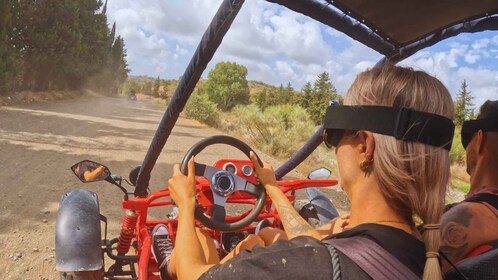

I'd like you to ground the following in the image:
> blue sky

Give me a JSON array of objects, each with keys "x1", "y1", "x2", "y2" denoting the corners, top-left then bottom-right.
[{"x1": 107, "y1": 0, "x2": 498, "y2": 110}]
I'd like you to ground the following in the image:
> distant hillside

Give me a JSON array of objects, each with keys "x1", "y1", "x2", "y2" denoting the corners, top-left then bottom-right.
[
  {"x1": 248, "y1": 80, "x2": 274, "y2": 95},
  {"x1": 127, "y1": 76, "x2": 275, "y2": 97}
]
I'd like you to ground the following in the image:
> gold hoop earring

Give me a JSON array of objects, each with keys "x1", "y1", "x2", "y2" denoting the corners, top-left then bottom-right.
[{"x1": 360, "y1": 158, "x2": 374, "y2": 172}]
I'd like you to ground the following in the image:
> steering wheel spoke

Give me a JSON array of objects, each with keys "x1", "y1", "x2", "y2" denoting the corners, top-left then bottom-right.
[
  {"x1": 233, "y1": 176, "x2": 263, "y2": 197},
  {"x1": 200, "y1": 164, "x2": 221, "y2": 179},
  {"x1": 212, "y1": 196, "x2": 227, "y2": 223},
  {"x1": 194, "y1": 162, "x2": 208, "y2": 176}
]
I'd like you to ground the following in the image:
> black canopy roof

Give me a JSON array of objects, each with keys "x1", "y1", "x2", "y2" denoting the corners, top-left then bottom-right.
[{"x1": 268, "y1": 0, "x2": 498, "y2": 62}]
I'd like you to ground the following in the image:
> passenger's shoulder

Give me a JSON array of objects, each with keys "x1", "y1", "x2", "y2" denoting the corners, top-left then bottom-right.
[
  {"x1": 447, "y1": 201, "x2": 494, "y2": 219},
  {"x1": 442, "y1": 202, "x2": 477, "y2": 227}
]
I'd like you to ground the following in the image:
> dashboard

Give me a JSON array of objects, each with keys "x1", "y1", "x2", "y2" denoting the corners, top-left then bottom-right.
[{"x1": 213, "y1": 159, "x2": 255, "y2": 182}]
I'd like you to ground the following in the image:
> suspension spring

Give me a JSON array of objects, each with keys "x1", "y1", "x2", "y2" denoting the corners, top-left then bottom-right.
[{"x1": 117, "y1": 210, "x2": 138, "y2": 255}]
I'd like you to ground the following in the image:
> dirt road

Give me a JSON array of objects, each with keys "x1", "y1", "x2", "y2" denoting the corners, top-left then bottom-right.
[
  {"x1": 0, "y1": 93, "x2": 348, "y2": 279},
  {"x1": 0, "y1": 94, "x2": 257, "y2": 279}
]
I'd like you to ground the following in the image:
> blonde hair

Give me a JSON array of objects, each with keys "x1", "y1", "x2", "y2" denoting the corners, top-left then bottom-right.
[{"x1": 344, "y1": 64, "x2": 454, "y2": 280}]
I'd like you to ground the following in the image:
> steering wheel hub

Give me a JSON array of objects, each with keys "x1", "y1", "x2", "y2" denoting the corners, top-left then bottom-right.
[{"x1": 211, "y1": 171, "x2": 235, "y2": 196}]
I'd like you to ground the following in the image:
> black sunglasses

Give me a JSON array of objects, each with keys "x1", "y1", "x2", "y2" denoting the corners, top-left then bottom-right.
[
  {"x1": 461, "y1": 131, "x2": 474, "y2": 149},
  {"x1": 323, "y1": 129, "x2": 344, "y2": 148},
  {"x1": 461, "y1": 118, "x2": 498, "y2": 148}
]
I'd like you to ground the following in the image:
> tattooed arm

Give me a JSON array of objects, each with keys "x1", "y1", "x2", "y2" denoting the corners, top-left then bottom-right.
[
  {"x1": 263, "y1": 184, "x2": 323, "y2": 240},
  {"x1": 250, "y1": 152, "x2": 322, "y2": 240},
  {"x1": 440, "y1": 201, "x2": 498, "y2": 273},
  {"x1": 440, "y1": 203, "x2": 472, "y2": 271}
]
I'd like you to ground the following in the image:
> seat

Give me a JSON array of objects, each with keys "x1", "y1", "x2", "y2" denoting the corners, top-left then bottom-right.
[{"x1": 444, "y1": 240, "x2": 498, "y2": 280}]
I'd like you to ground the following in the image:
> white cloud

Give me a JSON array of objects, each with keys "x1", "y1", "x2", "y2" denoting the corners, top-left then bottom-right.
[
  {"x1": 456, "y1": 67, "x2": 498, "y2": 108},
  {"x1": 465, "y1": 53, "x2": 480, "y2": 64},
  {"x1": 400, "y1": 40, "x2": 498, "y2": 109}
]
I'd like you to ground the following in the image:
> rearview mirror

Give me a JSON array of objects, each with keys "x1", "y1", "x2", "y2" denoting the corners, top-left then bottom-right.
[
  {"x1": 71, "y1": 160, "x2": 110, "y2": 183},
  {"x1": 307, "y1": 167, "x2": 331, "y2": 180}
]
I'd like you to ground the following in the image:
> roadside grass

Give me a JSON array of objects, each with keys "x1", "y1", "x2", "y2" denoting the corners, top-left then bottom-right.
[
  {"x1": 452, "y1": 179, "x2": 470, "y2": 193},
  {"x1": 220, "y1": 105, "x2": 339, "y2": 178}
]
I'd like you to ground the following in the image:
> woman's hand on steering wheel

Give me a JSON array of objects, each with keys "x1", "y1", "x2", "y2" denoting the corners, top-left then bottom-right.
[
  {"x1": 250, "y1": 151, "x2": 277, "y2": 188},
  {"x1": 168, "y1": 156, "x2": 196, "y2": 209}
]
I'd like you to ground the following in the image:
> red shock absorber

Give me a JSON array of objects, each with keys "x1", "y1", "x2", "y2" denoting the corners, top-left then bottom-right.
[{"x1": 117, "y1": 210, "x2": 138, "y2": 255}]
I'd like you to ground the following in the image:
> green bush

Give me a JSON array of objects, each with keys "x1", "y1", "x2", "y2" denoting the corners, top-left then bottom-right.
[
  {"x1": 450, "y1": 126, "x2": 466, "y2": 164},
  {"x1": 232, "y1": 104, "x2": 315, "y2": 157},
  {"x1": 185, "y1": 93, "x2": 220, "y2": 127}
]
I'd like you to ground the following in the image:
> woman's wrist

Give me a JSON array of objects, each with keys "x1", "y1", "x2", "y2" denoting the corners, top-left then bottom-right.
[
  {"x1": 263, "y1": 183, "x2": 279, "y2": 191},
  {"x1": 178, "y1": 200, "x2": 196, "y2": 212}
]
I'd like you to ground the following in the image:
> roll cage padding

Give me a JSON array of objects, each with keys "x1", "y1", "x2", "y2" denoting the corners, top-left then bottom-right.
[
  {"x1": 56, "y1": 189, "x2": 103, "y2": 272},
  {"x1": 378, "y1": 16, "x2": 498, "y2": 64},
  {"x1": 135, "y1": 0, "x2": 245, "y2": 197}
]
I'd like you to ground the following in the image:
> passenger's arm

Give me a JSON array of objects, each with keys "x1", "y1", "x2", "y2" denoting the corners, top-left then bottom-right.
[
  {"x1": 440, "y1": 202, "x2": 498, "y2": 272},
  {"x1": 168, "y1": 158, "x2": 214, "y2": 280},
  {"x1": 250, "y1": 152, "x2": 322, "y2": 240},
  {"x1": 440, "y1": 203, "x2": 472, "y2": 271},
  {"x1": 83, "y1": 165, "x2": 105, "y2": 181}
]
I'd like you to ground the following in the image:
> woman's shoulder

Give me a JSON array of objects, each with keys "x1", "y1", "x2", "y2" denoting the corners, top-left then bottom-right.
[{"x1": 325, "y1": 223, "x2": 425, "y2": 277}]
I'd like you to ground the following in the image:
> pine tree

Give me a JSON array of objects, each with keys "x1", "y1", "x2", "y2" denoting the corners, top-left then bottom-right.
[
  {"x1": 455, "y1": 80, "x2": 474, "y2": 126},
  {"x1": 307, "y1": 72, "x2": 340, "y2": 125},
  {"x1": 283, "y1": 82, "x2": 296, "y2": 104},
  {"x1": 299, "y1": 82, "x2": 313, "y2": 108},
  {"x1": 314, "y1": 72, "x2": 337, "y2": 95},
  {"x1": 468, "y1": 109, "x2": 476, "y2": 121},
  {"x1": 107, "y1": 36, "x2": 129, "y2": 94}
]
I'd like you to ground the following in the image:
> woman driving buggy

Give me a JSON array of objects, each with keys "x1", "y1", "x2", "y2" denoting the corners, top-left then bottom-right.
[{"x1": 156, "y1": 64, "x2": 455, "y2": 280}]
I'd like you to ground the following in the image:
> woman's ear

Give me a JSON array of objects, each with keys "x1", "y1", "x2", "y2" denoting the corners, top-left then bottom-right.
[{"x1": 359, "y1": 131, "x2": 375, "y2": 160}]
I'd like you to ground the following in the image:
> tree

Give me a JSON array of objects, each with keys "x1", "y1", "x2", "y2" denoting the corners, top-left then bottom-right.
[
  {"x1": 314, "y1": 72, "x2": 337, "y2": 95},
  {"x1": 203, "y1": 62, "x2": 250, "y2": 110},
  {"x1": 299, "y1": 82, "x2": 313, "y2": 108},
  {"x1": 1, "y1": 0, "x2": 128, "y2": 94},
  {"x1": 152, "y1": 76, "x2": 161, "y2": 97},
  {"x1": 307, "y1": 72, "x2": 340, "y2": 125},
  {"x1": 468, "y1": 109, "x2": 476, "y2": 121},
  {"x1": 108, "y1": 36, "x2": 129, "y2": 93},
  {"x1": 0, "y1": 0, "x2": 20, "y2": 94},
  {"x1": 254, "y1": 88, "x2": 268, "y2": 111},
  {"x1": 455, "y1": 80, "x2": 474, "y2": 126},
  {"x1": 18, "y1": 0, "x2": 81, "y2": 90}
]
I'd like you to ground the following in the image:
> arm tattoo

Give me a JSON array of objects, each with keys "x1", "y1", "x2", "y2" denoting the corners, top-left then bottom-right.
[
  {"x1": 440, "y1": 204, "x2": 472, "y2": 261},
  {"x1": 279, "y1": 205, "x2": 314, "y2": 236}
]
